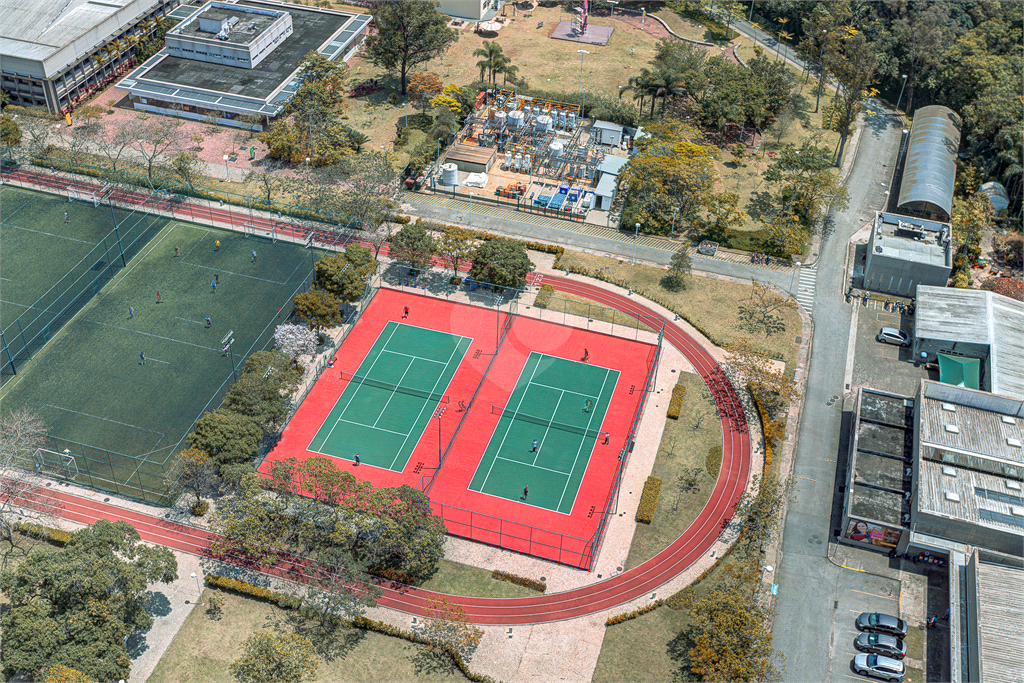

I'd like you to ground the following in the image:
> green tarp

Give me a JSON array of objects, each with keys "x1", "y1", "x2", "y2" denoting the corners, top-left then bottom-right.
[{"x1": 938, "y1": 353, "x2": 981, "y2": 390}]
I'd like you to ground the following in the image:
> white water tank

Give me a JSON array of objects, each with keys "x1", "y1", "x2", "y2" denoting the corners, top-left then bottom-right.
[
  {"x1": 568, "y1": 111, "x2": 577, "y2": 128},
  {"x1": 536, "y1": 114, "x2": 552, "y2": 132},
  {"x1": 558, "y1": 110, "x2": 567, "y2": 127},
  {"x1": 440, "y1": 163, "x2": 458, "y2": 186},
  {"x1": 494, "y1": 110, "x2": 507, "y2": 127},
  {"x1": 549, "y1": 141, "x2": 564, "y2": 159},
  {"x1": 504, "y1": 151, "x2": 512, "y2": 167},
  {"x1": 508, "y1": 110, "x2": 525, "y2": 128},
  {"x1": 533, "y1": 105, "x2": 540, "y2": 117},
  {"x1": 513, "y1": 153, "x2": 522, "y2": 170},
  {"x1": 523, "y1": 154, "x2": 531, "y2": 171}
]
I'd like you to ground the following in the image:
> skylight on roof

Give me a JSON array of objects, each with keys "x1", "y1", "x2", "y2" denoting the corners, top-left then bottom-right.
[
  {"x1": 944, "y1": 424, "x2": 960, "y2": 434},
  {"x1": 944, "y1": 491, "x2": 960, "y2": 502}
]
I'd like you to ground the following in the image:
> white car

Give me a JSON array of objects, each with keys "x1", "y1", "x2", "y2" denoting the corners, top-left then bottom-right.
[
  {"x1": 853, "y1": 653, "x2": 906, "y2": 681},
  {"x1": 876, "y1": 327, "x2": 911, "y2": 347}
]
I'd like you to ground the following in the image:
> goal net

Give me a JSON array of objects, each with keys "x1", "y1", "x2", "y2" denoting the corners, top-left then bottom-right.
[{"x1": 32, "y1": 447, "x2": 79, "y2": 480}]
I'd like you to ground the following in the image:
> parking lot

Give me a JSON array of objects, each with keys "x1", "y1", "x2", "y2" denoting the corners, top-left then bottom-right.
[{"x1": 851, "y1": 298, "x2": 933, "y2": 396}]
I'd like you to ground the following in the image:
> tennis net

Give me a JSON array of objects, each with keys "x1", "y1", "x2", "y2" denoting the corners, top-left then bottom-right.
[
  {"x1": 340, "y1": 372, "x2": 449, "y2": 404},
  {"x1": 491, "y1": 405, "x2": 603, "y2": 440}
]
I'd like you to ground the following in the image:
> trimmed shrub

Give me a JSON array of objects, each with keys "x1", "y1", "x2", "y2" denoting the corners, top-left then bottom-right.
[
  {"x1": 636, "y1": 476, "x2": 662, "y2": 524},
  {"x1": 13, "y1": 521, "x2": 73, "y2": 546},
  {"x1": 750, "y1": 385, "x2": 783, "y2": 476},
  {"x1": 706, "y1": 445, "x2": 722, "y2": 478},
  {"x1": 534, "y1": 284, "x2": 555, "y2": 309},
  {"x1": 204, "y1": 574, "x2": 301, "y2": 609},
  {"x1": 491, "y1": 569, "x2": 546, "y2": 592},
  {"x1": 368, "y1": 567, "x2": 416, "y2": 585},
  {"x1": 950, "y1": 271, "x2": 970, "y2": 288},
  {"x1": 191, "y1": 499, "x2": 210, "y2": 516},
  {"x1": 606, "y1": 599, "x2": 664, "y2": 625},
  {"x1": 667, "y1": 383, "x2": 687, "y2": 419}
]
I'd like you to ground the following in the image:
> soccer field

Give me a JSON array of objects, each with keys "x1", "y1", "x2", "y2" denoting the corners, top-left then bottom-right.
[{"x1": 0, "y1": 217, "x2": 324, "y2": 501}]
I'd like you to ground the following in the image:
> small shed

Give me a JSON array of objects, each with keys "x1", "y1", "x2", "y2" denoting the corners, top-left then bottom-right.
[
  {"x1": 979, "y1": 182, "x2": 1010, "y2": 216},
  {"x1": 447, "y1": 143, "x2": 496, "y2": 174},
  {"x1": 594, "y1": 173, "x2": 617, "y2": 210},
  {"x1": 591, "y1": 120, "x2": 624, "y2": 147}
]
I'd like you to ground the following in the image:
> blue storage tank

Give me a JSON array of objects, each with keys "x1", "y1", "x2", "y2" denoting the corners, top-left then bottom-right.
[{"x1": 558, "y1": 184, "x2": 570, "y2": 194}]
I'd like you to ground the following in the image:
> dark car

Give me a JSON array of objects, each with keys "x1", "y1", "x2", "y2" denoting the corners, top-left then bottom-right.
[
  {"x1": 854, "y1": 633, "x2": 907, "y2": 659},
  {"x1": 856, "y1": 612, "x2": 909, "y2": 638},
  {"x1": 853, "y1": 653, "x2": 906, "y2": 681}
]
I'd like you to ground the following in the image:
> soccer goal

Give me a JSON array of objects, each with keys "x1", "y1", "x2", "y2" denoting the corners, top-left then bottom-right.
[
  {"x1": 66, "y1": 185, "x2": 84, "y2": 202},
  {"x1": 32, "y1": 447, "x2": 79, "y2": 480}
]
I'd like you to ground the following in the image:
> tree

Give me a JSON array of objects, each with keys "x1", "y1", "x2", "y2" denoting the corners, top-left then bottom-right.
[
  {"x1": 223, "y1": 373, "x2": 290, "y2": 434},
  {"x1": 306, "y1": 548, "x2": 381, "y2": 628},
  {"x1": 315, "y1": 245, "x2": 377, "y2": 302},
  {"x1": 876, "y1": 2, "x2": 953, "y2": 116},
  {"x1": 41, "y1": 665, "x2": 95, "y2": 683},
  {"x1": 97, "y1": 125, "x2": 137, "y2": 174},
  {"x1": 421, "y1": 596, "x2": 483, "y2": 661},
  {"x1": 473, "y1": 41, "x2": 509, "y2": 85},
  {"x1": 0, "y1": 115, "x2": 21, "y2": 148},
  {"x1": 824, "y1": 32, "x2": 877, "y2": 166},
  {"x1": 293, "y1": 289, "x2": 343, "y2": 333},
  {"x1": 244, "y1": 158, "x2": 285, "y2": 203},
  {"x1": 241, "y1": 350, "x2": 304, "y2": 395},
  {"x1": 951, "y1": 192, "x2": 993, "y2": 255},
  {"x1": 365, "y1": 0, "x2": 459, "y2": 96},
  {"x1": 435, "y1": 223, "x2": 476, "y2": 274},
  {"x1": 130, "y1": 116, "x2": 188, "y2": 186},
  {"x1": 274, "y1": 323, "x2": 319, "y2": 360},
  {"x1": 691, "y1": 191, "x2": 747, "y2": 241},
  {"x1": 210, "y1": 472, "x2": 286, "y2": 563},
  {"x1": 738, "y1": 281, "x2": 798, "y2": 337},
  {"x1": 336, "y1": 151, "x2": 400, "y2": 232},
  {"x1": 734, "y1": 472, "x2": 787, "y2": 552},
  {"x1": 724, "y1": 336, "x2": 798, "y2": 413},
  {"x1": 186, "y1": 408, "x2": 263, "y2": 467},
  {"x1": 166, "y1": 447, "x2": 216, "y2": 506},
  {"x1": 662, "y1": 248, "x2": 692, "y2": 291},
  {"x1": 0, "y1": 409, "x2": 57, "y2": 573},
  {"x1": 389, "y1": 223, "x2": 437, "y2": 271},
  {"x1": 408, "y1": 72, "x2": 444, "y2": 112},
  {"x1": 0, "y1": 520, "x2": 177, "y2": 683},
  {"x1": 230, "y1": 632, "x2": 320, "y2": 683},
  {"x1": 469, "y1": 239, "x2": 531, "y2": 288},
  {"x1": 170, "y1": 150, "x2": 205, "y2": 195},
  {"x1": 688, "y1": 587, "x2": 783, "y2": 682}
]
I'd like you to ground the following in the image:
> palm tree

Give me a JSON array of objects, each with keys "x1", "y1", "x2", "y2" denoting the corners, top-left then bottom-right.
[
  {"x1": 653, "y1": 68, "x2": 687, "y2": 118},
  {"x1": 622, "y1": 69, "x2": 656, "y2": 119},
  {"x1": 500, "y1": 63, "x2": 519, "y2": 86},
  {"x1": 473, "y1": 41, "x2": 508, "y2": 85}
]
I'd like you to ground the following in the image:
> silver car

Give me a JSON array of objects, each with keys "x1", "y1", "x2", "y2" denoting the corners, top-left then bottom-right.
[
  {"x1": 876, "y1": 327, "x2": 911, "y2": 347},
  {"x1": 853, "y1": 653, "x2": 905, "y2": 681},
  {"x1": 856, "y1": 612, "x2": 909, "y2": 638},
  {"x1": 854, "y1": 632, "x2": 907, "y2": 659}
]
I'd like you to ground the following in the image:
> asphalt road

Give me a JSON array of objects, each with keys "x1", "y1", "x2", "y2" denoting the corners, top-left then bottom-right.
[{"x1": 769, "y1": 104, "x2": 904, "y2": 682}]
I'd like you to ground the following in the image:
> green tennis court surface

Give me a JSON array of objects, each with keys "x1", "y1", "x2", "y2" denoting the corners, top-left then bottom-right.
[
  {"x1": 309, "y1": 322, "x2": 472, "y2": 470},
  {"x1": 469, "y1": 352, "x2": 619, "y2": 513}
]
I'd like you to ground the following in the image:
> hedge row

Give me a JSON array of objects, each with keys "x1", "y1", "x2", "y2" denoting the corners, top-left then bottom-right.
[
  {"x1": 534, "y1": 284, "x2": 555, "y2": 309},
  {"x1": 369, "y1": 566, "x2": 416, "y2": 585},
  {"x1": 13, "y1": 521, "x2": 73, "y2": 546},
  {"x1": 636, "y1": 476, "x2": 662, "y2": 524},
  {"x1": 706, "y1": 445, "x2": 722, "y2": 478},
  {"x1": 203, "y1": 574, "x2": 501, "y2": 683},
  {"x1": 191, "y1": 500, "x2": 210, "y2": 516},
  {"x1": 414, "y1": 217, "x2": 566, "y2": 259},
  {"x1": 667, "y1": 383, "x2": 687, "y2": 419},
  {"x1": 605, "y1": 599, "x2": 664, "y2": 626},
  {"x1": 750, "y1": 387, "x2": 779, "y2": 477},
  {"x1": 664, "y1": 528, "x2": 745, "y2": 610},
  {"x1": 491, "y1": 569, "x2": 546, "y2": 592},
  {"x1": 550, "y1": 256, "x2": 787, "y2": 361}
]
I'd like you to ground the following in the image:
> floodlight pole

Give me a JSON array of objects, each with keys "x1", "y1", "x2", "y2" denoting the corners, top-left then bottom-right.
[
  {"x1": 578, "y1": 50, "x2": 590, "y2": 117},
  {"x1": 106, "y1": 193, "x2": 127, "y2": 267},
  {"x1": 895, "y1": 74, "x2": 908, "y2": 114},
  {"x1": 191, "y1": 572, "x2": 203, "y2": 604},
  {"x1": 633, "y1": 222, "x2": 640, "y2": 264},
  {"x1": 433, "y1": 405, "x2": 446, "y2": 465}
]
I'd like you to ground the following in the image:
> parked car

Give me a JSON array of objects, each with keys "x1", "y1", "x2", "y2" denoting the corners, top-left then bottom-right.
[
  {"x1": 853, "y1": 653, "x2": 906, "y2": 681},
  {"x1": 854, "y1": 633, "x2": 907, "y2": 659},
  {"x1": 856, "y1": 612, "x2": 909, "y2": 638},
  {"x1": 876, "y1": 327, "x2": 911, "y2": 347}
]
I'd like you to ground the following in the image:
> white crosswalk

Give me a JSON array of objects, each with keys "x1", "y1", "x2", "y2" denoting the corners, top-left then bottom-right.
[{"x1": 794, "y1": 265, "x2": 817, "y2": 316}]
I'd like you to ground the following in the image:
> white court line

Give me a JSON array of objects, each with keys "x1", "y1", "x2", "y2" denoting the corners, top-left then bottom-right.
[
  {"x1": 383, "y1": 349, "x2": 449, "y2": 365},
  {"x1": 478, "y1": 356, "x2": 543, "y2": 493},
  {"x1": 389, "y1": 337, "x2": 466, "y2": 470},
  {"x1": 174, "y1": 316, "x2": 206, "y2": 325},
  {"x1": 180, "y1": 260, "x2": 292, "y2": 285},
  {"x1": 0, "y1": 192, "x2": 34, "y2": 223},
  {"x1": 371, "y1": 356, "x2": 415, "y2": 429},
  {"x1": 334, "y1": 417, "x2": 408, "y2": 437},
  {"x1": 3, "y1": 223, "x2": 97, "y2": 244},
  {"x1": 42, "y1": 403, "x2": 164, "y2": 435},
  {"x1": 181, "y1": 229, "x2": 210, "y2": 259},
  {"x1": 143, "y1": 357, "x2": 171, "y2": 365},
  {"x1": 530, "y1": 380, "x2": 599, "y2": 400},
  {"x1": 495, "y1": 456, "x2": 572, "y2": 476},
  {"x1": 82, "y1": 319, "x2": 219, "y2": 351},
  {"x1": 313, "y1": 323, "x2": 400, "y2": 452},
  {"x1": 532, "y1": 389, "x2": 566, "y2": 466},
  {"x1": 556, "y1": 367, "x2": 616, "y2": 511},
  {"x1": 0, "y1": 277, "x2": 11, "y2": 281},
  {"x1": 0, "y1": 298, "x2": 46, "y2": 312}
]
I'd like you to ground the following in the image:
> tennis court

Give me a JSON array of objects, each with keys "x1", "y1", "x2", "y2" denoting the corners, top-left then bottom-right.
[
  {"x1": 308, "y1": 321, "x2": 472, "y2": 471},
  {"x1": 469, "y1": 352, "x2": 618, "y2": 514}
]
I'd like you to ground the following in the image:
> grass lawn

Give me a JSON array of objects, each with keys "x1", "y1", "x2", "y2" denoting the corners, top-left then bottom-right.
[
  {"x1": 147, "y1": 588, "x2": 469, "y2": 683},
  {"x1": 903, "y1": 624, "x2": 924, "y2": 661},
  {"x1": 625, "y1": 371, "x2": 722, "y2": 569},
  {"x1": 555, "y1": 251, "x2": 801, "y2": 366},
  {"x1": 534, "y1": 290, "x2": 658, "y2": 333},
  {"x1": 418, "y1": 559, "x2": 538, "y2": 598},
  {"x1": 906, "y1": 665, "x2": 926, "y2": 683}
]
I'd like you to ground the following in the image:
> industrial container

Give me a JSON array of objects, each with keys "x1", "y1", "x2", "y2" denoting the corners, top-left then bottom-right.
[
  {"x1": 508, "y1": 110, "x2": 524, "y2": 128},
  {"x1": 440, "y1": 163, "x2": 458, "y2": 186},
  {"x1": 568, "y1": 111, "x2": 576, "y2": 128},
  {"x1": 558, "y1": 183, "x2": 569, "y2": 194},
  {"x1": 523, "y1": 154, "x2": 531, "y2": 171},
  {"x1": 513, "y1": 153, "x2": 522, "y2": 171},
  {"x1": 504, "y1": 151, "x2": 512, "y2": 168},
  {"x1": 549, "y1": 141, "x2": 564, "y2": 158},
  {"x1": 535, "y1": 114, "x2": 552, "y2": 132},
  {"x1": 495, "y1": 110, "x2": 507, "y2": 127}
]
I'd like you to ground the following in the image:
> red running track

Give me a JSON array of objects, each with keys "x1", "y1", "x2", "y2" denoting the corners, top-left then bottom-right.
[{"x1": 5, "y1": 168, "x2": 751, "y2": 623}]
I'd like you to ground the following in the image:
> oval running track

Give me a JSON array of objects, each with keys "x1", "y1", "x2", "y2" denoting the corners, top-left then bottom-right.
[{"x1": 4, "y1": 169, "x2": 751, "y2": 624}]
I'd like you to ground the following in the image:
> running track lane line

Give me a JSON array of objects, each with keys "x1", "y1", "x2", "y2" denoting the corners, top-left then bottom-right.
[{"x1": 7, "y1": 175, "x2": 752, "y2": 624}]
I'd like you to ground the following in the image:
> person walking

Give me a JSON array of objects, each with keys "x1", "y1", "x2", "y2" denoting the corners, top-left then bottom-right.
[
  {"x1": 214, "y1": 273, "x2": 219, "y2": 283},
  {"x1": 354, "y1": 453, "x2": 360, "y2": 466},
  {"x1": 139, "y1": 352, "x2": 146, "y2": 365},
  {"x1": 63, "y1": 211, "x2": 70, "y2": 225},
  {"x1": 215, "y1": 240, "x2": 220, "y2": 251},
  {"x1": 582, "y1": 348, "x2": 589, "y2": 362},
  {"x1": 532, "y1": 439, "x2": 538, "y2": 452},
  {"x1": 174, "y1": 246, "x2": 180, "y2": 257},
  {"x1": 205, "y1": 316, "x2": 211, "y2": 328},
  {"x1": 523, "y1": 484, "x2": 529, "y2": 500},
  {"x1": 403, "y1": 306, "x2": 409, "y2": 319},
  {"x1": 128, "y1": 306, "x2": 134, "y2": 319},
  {"x1": 156, "y1": 291, "x2": 162, "y2": 304},
  {"x1": 211, "y1": 281, "x2": 217, "y2": 293},
  {"x1": 602, "y1": 431, "x2": 610, "y2": 445},
  {"x1": 251, "y1": 249, "x2": 257, "y2": 263}
]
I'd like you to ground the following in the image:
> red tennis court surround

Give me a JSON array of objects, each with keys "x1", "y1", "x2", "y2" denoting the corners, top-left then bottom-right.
[{"x1": 263, "y1": 287, "x2": 656, "y2": 568}]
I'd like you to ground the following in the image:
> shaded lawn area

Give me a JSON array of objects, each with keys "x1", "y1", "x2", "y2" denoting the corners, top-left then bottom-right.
[
  {"x1": 555, "y1": 251, "x2": 802, "y2": 366},
  {"x1": 625, "y1": 371, "x2": 721, "y2": 570},
  {"x1": 148, "y1": 588, "x2": 468, "y2": 683},
  {"x1": 417, "y1": 558, "x2": 538, "y2": 598}
]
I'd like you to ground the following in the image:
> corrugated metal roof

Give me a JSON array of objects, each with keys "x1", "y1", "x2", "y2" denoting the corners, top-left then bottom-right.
[
  {"x1": 974, "y1": 561, "x2": 1024, "y2": 683},
  {"x1": 897, "y1": 105, "x2": 961, "y2": 219}
]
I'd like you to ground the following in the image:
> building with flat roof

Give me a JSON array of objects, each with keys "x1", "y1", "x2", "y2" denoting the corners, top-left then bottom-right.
[
  {"x1": 117, "y1": 0, "x2": 370, "y2": 129},
  {"x1": 0, "y1": 0, "x2": 179, "y2": 113},
  {"x1": 912, "y1": 286, "x2": 1024, "y2": 400},
  {"x1": 863, "y1": 211, "x2": 953, "y2": 296}
]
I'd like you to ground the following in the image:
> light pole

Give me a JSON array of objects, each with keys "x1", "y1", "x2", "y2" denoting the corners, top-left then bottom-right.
[
  {"x1": 433, "y1": 404, "x2": 446, "y2": 465},
  {"x1": 191, "y1": 572, "x2": 203, "y2": 605},
  {"x1": 618, "y1": 84, "x2": 623, "y2": 100},
  {"x1": 304, "y1": 156, "x2": 310, "y2": 175},
  {"x1": 895, "y1": 74, "x2": 908, "y2": 114},
  {"x1": 671, "y1": 206, "x2": 679, "y2": 235},
  {"x1": 468, "y1": 192, "x2": 473, "y2": 229},
  {"x1": 577, "y1": 50, "x2": 589, "y2": 117},
  {"x1": 222, "y1": 154, "x2": 229, "y2": 180},
  {"x1": 633, "y1": 222, "x2": 639, "y2": 264},
  {"x1": 629, "y1": 47, "x2": 634, "y2": 69},
  {"x1": 546, "y1": 78, "x2": 550, "y2": 99},
  {"x1": 749, "y1": 0, "x2": 755, "y2": 20}
]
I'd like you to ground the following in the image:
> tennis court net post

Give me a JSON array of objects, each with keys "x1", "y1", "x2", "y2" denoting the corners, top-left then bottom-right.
[
  {"x1": 490, "y1": 405, "x2": 603, "y2": 440},
  {"x1": 339, "y1": 371, "x2": 449, "y2": 405}
]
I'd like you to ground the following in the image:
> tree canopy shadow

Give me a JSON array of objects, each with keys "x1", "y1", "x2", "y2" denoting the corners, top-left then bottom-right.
[
  {"x1": 745, "y1": 191, "x2": 777, "y2": 222},
  {"x1": 666, "y1": 627, "x2": 696, "y2": 681},
  {"x1": 278, "y1": 610, "x2": 368, "y2": 663},
  {"x1": 410, "y1": 647, "x2": 459, "y2": 678}
]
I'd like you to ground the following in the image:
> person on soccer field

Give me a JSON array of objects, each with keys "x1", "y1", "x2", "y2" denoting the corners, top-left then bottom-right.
[
  {"x1": 174, "y1": 246, "x2": 180, "y2": 257},
  {"x1": 215, "y1": 240, "x2": 220, "y2": 251},
  {"x1": 205, "y1": 317, "x2": 211, "y2": 327},
  {"x1": 252, "y1": 250, "x2": 257, "y2": 263},
  {"x1": 211, "y1": 281, "x2": 217, "y2": 293},
  {"x1": 139, "y1": 352, "x2": 145, "y2": 365},
  {"x1": 156, "y1": 292, "x2": 162, "y2": 304},
  {"x1": 214, "y1": 273, "x2": 219, "y2": 283},
  {"x1": 128, "y1": 306, "x2": 134, "y2": 319}
]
